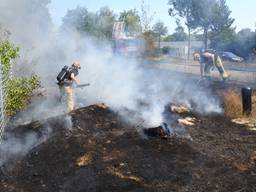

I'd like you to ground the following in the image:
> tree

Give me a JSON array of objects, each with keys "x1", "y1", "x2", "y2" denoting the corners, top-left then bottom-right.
[
  {"x1": 168, "y1": 0, "x2": 197, "y2": 59},
  {"x1": 192, "y1": 33, "x2": 204, "y2": 41},
  {"x1": 61, "y1": 6, "x2": 92, "y2": 33},
  {"x1": 140, "y1": 0, "x2": 155, "y2": 32},
  {"x1": 95, "y1": 6, "x2": 116, "y2": 40},
  {"x1": 153, "y1": 21, "x2": 168, "y2": 50},
  {"x1": 141, "y1": 31, "x2": 157, "y2": 56},
  {"x1": 209, "y1": 27, "x2": 236, "y2": 50},
  {"x1": 61, "y1": 6, "x2": 116, "y2": 40},
  {"x1": 162, "y1": 22, "x2": 188, "y2": 42},
  {"x1": 163, "y1": 35, "x2": 174, "y2": 42},
  {"x1": 172, "y1": 21, "x2": 188, "y2": 41},
  {"x1": 226, "y1": 29, "x2": 256, "y2": 59},
  {"x1": 193, "y1": 0, "x2": 234, "y2": 49},
  {"x1": 119, "y1": 9, "x2": 142, "y2": 35}
]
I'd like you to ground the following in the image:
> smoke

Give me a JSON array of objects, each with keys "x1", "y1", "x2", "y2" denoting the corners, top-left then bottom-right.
[
  {"x1": 0, "y1": 132, "x2": 38, "y2": 166},
  {"x1": 0, "y1": 113, "x2": 72, "y2": 166},
  {"x1": 0, "y1": 0, "x2": 222, "y2": 161},
  {"x1": 0, "y1": 125, "x2": 51, "y2": 166},
  {"x1": 0, "y1": 0, "x2": 54, "y2": 72},
  {"x1": 74, "y1": 41, "x2": 222, "y2": 127}
]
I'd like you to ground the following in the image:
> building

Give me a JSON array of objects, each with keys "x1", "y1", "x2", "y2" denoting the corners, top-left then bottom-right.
[{"x1": 160, "y1": 41, "x2": 205, "y2": 59}]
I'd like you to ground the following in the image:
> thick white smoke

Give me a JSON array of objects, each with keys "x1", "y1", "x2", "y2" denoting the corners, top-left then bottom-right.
[
  {"x1": 0, "y1": 0, "x2": 223, "y2": 166},
  {"x1": 77, "y1": 43, "x2": 222, "y2": 127},
  {"x1": 0, "y1": 0, "x2": 222, "y2": 134}
]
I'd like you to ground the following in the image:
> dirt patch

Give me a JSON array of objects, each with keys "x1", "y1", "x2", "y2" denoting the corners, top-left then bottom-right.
[{"x1": 0, "y1": 102, "x2": 255, "y2": 192}]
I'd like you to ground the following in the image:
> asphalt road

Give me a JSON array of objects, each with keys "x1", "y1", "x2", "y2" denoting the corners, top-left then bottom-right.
[{"x1": 150, "y1": 58, "x2": 256, "y2": 87}]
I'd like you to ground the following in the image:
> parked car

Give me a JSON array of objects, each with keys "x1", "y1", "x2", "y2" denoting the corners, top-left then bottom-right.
[{"x1": 218, "y1": 51, "x2": 244, "y2": 62}]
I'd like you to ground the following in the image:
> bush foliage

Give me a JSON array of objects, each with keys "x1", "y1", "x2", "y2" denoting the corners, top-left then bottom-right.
[
  {"x1": 0, "y1": 40, "x2": 19, "y2": 78},
  {"x1": 0, "y1": 40, "x2": 40, "y2": 116}
]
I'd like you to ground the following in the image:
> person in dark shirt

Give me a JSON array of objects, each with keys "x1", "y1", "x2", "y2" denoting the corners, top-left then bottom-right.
[{"x1": 59, "y1": 61, "x2": 81, "y2": 112}]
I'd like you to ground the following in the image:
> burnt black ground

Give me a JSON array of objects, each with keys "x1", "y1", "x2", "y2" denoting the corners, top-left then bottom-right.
[{"x1": 0, "y1": 103, "x2": 255, "y2": 192}]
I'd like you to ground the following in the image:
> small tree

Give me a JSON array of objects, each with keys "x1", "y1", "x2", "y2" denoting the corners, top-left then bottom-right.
[
  {"x1": 140, "y1": 0, "x2": 155, "y2": 32},
  {"x1": 153, "y1": 21, "x2": 168, "y2": 50},
  {"x1": 142, "y1": 31, "x2": 157, "y2": 57},
  {"x1": 168, "y1": 0, "x2": 197, "y2": 59}
]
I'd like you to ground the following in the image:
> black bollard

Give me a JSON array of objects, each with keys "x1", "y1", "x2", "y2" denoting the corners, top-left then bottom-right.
[{"x1": 241, "y1": 87, "x2": 252, "y2": 115}]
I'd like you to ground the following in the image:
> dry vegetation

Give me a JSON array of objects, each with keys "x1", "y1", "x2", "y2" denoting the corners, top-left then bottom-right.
[{"x1": 222, "y1": 89, "x2": 256, "y2": 119}]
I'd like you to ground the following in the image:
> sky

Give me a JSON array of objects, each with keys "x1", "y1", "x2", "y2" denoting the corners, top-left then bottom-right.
[{"x1": 48, "y1": 0, "x2": 256, "y2": 34}]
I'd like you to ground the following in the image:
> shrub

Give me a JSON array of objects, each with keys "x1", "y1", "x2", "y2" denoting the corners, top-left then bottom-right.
[
  {"x1": 0, "y1": 40, "x2": 19, "y2": 78},
  {"x1": 0, "y1": 40, "x2": 40, "y2": 116},
  {"x1": 5, "y1": 75, "x2": 40, "y2": 116},
  {"x1": 141, "y1": 31, "x2": 157, "y2": 57}
]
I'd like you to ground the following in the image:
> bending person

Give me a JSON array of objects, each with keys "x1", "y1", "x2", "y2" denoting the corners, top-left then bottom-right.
[{"x1": 194, "y1": 50, "x2": 229, "y2": 80}]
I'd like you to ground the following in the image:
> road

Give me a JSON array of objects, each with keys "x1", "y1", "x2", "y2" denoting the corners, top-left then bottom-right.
[{"x1": 150, "y1": 57, "x2": 256, "y2": 87}]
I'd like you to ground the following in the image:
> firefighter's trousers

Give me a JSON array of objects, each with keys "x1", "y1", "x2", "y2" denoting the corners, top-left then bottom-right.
[{"x1": 59, "y1": 85, "x2": 74, "y2": 112}]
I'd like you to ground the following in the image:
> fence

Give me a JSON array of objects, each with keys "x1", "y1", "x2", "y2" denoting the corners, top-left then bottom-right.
[{"x1": 0, "y1": 64, "x2": 8, "y2": 140}]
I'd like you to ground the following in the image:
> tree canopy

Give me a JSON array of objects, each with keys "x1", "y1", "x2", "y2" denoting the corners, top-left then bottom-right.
[
  {"x1": 193, "y1": 0, "x2": 234, "y2": 48},
  {"x1": 119, "y1": 9, "x2": 141, "y2": 35},
  {"x1": 168, "y1": 0, "x2": 198, "y2": 58},
  {"x1": 168, "y1": 0, "x2": 235, "y2": 51},
  {"x1": 61, "y1": 6, "x2": 116, "y2": 40},
  {"x1": 168, "y1": 0, "x2": 197, "y2": 31},
  {"x1": 153, "y1": 21, "x2": 168, "y2": 50},
  {"x1": 172, "y1": 22, "x2": 188, "y2": 41}
]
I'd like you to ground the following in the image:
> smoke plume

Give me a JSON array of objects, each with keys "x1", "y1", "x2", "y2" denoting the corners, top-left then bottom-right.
[
  {"x1": 0, "y1": 0, "x2": 222, "y2": 163},
  {"x1": 0, "y1": 0, "x2": 223, "y2": 126}
]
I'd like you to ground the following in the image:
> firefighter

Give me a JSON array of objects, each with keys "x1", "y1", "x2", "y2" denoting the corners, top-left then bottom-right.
[
  {"x1": 194, "y1": 50, "x2": 229, "y2": 80},
  {"x1": 58, "y1": 61, "x2": 81, "y2": 112}
]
